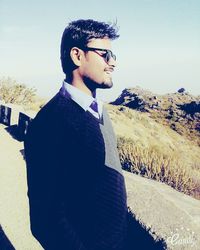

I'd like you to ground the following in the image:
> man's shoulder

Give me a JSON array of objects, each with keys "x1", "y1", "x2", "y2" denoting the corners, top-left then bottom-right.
[
  {"x1": 36, "y1": 92, "x2": 83, "y2": 120},
  {"x1": 30, "y1": 92, "x2": 86, "y2": 135},
  {"x1": 39, "y1": 92, "x2": 71, "y2": 113},
  {"x1": 25, "y1": 92, "x2": 86, "y2": 143}
]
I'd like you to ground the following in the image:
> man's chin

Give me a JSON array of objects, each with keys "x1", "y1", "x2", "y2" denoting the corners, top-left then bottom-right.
[
  {"x1": 100, "y1": 81, "x2": 113, "y2": 89},
  {"x1": 83, "y1": 76, "x2": 113, "y2": 91}
]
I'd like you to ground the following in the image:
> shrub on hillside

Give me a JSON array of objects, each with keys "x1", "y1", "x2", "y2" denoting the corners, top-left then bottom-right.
[
  {"x1": 117, "y1": 136, "x2": 198, "y2": 198},
  {"x1": 0, "y1": 77, "x2": 36, "y2": 106}
]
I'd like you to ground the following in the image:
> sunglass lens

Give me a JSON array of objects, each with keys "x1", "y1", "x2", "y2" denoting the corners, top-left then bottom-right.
[
  {"x1": 106, "y1": 52, "x2": 111, "y2": 62},
  {"x1": 106, "y1": 51, "x2": 116, "y2": 62},
  {"x1": 112, "y1": 54, "x2": 116, "y2": 61}
]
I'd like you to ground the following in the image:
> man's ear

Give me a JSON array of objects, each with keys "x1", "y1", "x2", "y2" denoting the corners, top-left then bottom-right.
[{"x1": 70, "y1": 47, "x2": 82, "y2": 67}]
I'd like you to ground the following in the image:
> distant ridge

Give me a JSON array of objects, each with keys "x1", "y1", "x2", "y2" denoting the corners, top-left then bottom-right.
[{"x1": 110, "y1": 87, "x2": 200, "y2": 145}]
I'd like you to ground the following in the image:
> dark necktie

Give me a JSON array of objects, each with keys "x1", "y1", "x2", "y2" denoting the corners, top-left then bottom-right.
[{"x1": 90, "y1": 100, "x2": 100, "y2": 119}]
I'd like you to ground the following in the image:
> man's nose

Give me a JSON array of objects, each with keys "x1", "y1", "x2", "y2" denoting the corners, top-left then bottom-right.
[{"x1": 108, "y1": 56, "x2": 117, "y2": 67}]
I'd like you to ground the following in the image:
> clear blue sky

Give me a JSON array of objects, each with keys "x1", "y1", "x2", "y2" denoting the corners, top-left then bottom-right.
[{"x1": 0, "y1": 0, "x2": 200, "y2": 101}]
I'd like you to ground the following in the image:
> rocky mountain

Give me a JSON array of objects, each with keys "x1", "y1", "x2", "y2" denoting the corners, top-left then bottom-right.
[{"x1": 110, "y1": 87, "x2": 200, "y2": 146}]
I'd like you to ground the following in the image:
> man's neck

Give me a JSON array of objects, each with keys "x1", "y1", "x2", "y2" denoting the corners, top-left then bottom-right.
[{"x1": 65, "y1": 77, "x2": 96, "y2": 98}]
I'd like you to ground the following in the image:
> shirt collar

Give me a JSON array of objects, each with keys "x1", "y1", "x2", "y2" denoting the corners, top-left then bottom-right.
[{"x1": 61, "y1": 81, "x2": 103, "y2": 116}]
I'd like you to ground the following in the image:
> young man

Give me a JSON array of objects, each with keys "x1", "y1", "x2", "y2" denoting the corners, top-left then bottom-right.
[{"x1": 24, "y1": 19, "x2": 129, "y2": 250}]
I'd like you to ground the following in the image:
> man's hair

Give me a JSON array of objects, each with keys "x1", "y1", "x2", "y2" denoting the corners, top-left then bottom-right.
[{"x1": 60, "y1": 19, "x2": 119, "y2": 75}]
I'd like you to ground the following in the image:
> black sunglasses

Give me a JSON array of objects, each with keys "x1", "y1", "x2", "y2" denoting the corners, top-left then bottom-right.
[{"x1": 81, "y1": 47, "x2": 116, "y2": 63}]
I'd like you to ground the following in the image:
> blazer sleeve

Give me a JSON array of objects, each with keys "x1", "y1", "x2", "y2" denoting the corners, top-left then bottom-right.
[{"x1": 24, "y1": 120, "x2": 88, "y2": 250}]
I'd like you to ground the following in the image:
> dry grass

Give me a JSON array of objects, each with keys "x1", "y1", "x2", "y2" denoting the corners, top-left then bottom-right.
[
  {"x1": 107, "y1": 104, "x2": 200, "y2": 200},
  {"x1": 0, "y1": 77, "x2": 36, "y2": 105},
  {"x1": 118, "y1": 136, "x2": 198, "y2": 197},
  {"x1": 0, "y1": 77, "x2": 48, "y2": 112}
]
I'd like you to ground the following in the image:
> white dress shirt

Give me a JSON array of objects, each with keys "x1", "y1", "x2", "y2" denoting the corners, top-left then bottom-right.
[{"x1": 60, "y1": 81, "x2": 103, "y2": 119}]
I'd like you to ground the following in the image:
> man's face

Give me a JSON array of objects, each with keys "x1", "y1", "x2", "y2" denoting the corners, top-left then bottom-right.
[{"x1": 80, "y1": 38, "x2": 116, "y2": 90}]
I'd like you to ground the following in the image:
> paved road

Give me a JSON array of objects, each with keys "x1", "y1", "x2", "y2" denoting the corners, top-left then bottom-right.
[{"x1": 0, "y1": 125, "x2": 43, "y2": 250}]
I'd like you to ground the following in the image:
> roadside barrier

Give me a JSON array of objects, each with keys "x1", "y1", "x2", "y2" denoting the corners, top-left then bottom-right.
[
  {"x1": 0, "y1": 104, "x2": 34, "y2": 141},
  {"x1": 0, "y1": 105, "x2": 11, "y2": 126}
]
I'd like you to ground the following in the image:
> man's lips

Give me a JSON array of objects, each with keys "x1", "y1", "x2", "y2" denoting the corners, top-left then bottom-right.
[{"x1": 105, "y1": 68, "x2": 114, "y2": 74}]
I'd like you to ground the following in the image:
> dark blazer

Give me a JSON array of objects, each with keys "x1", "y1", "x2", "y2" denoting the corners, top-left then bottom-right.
[{"x1": 24, "y1": 91, "x2": 128, "y2": 250}]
